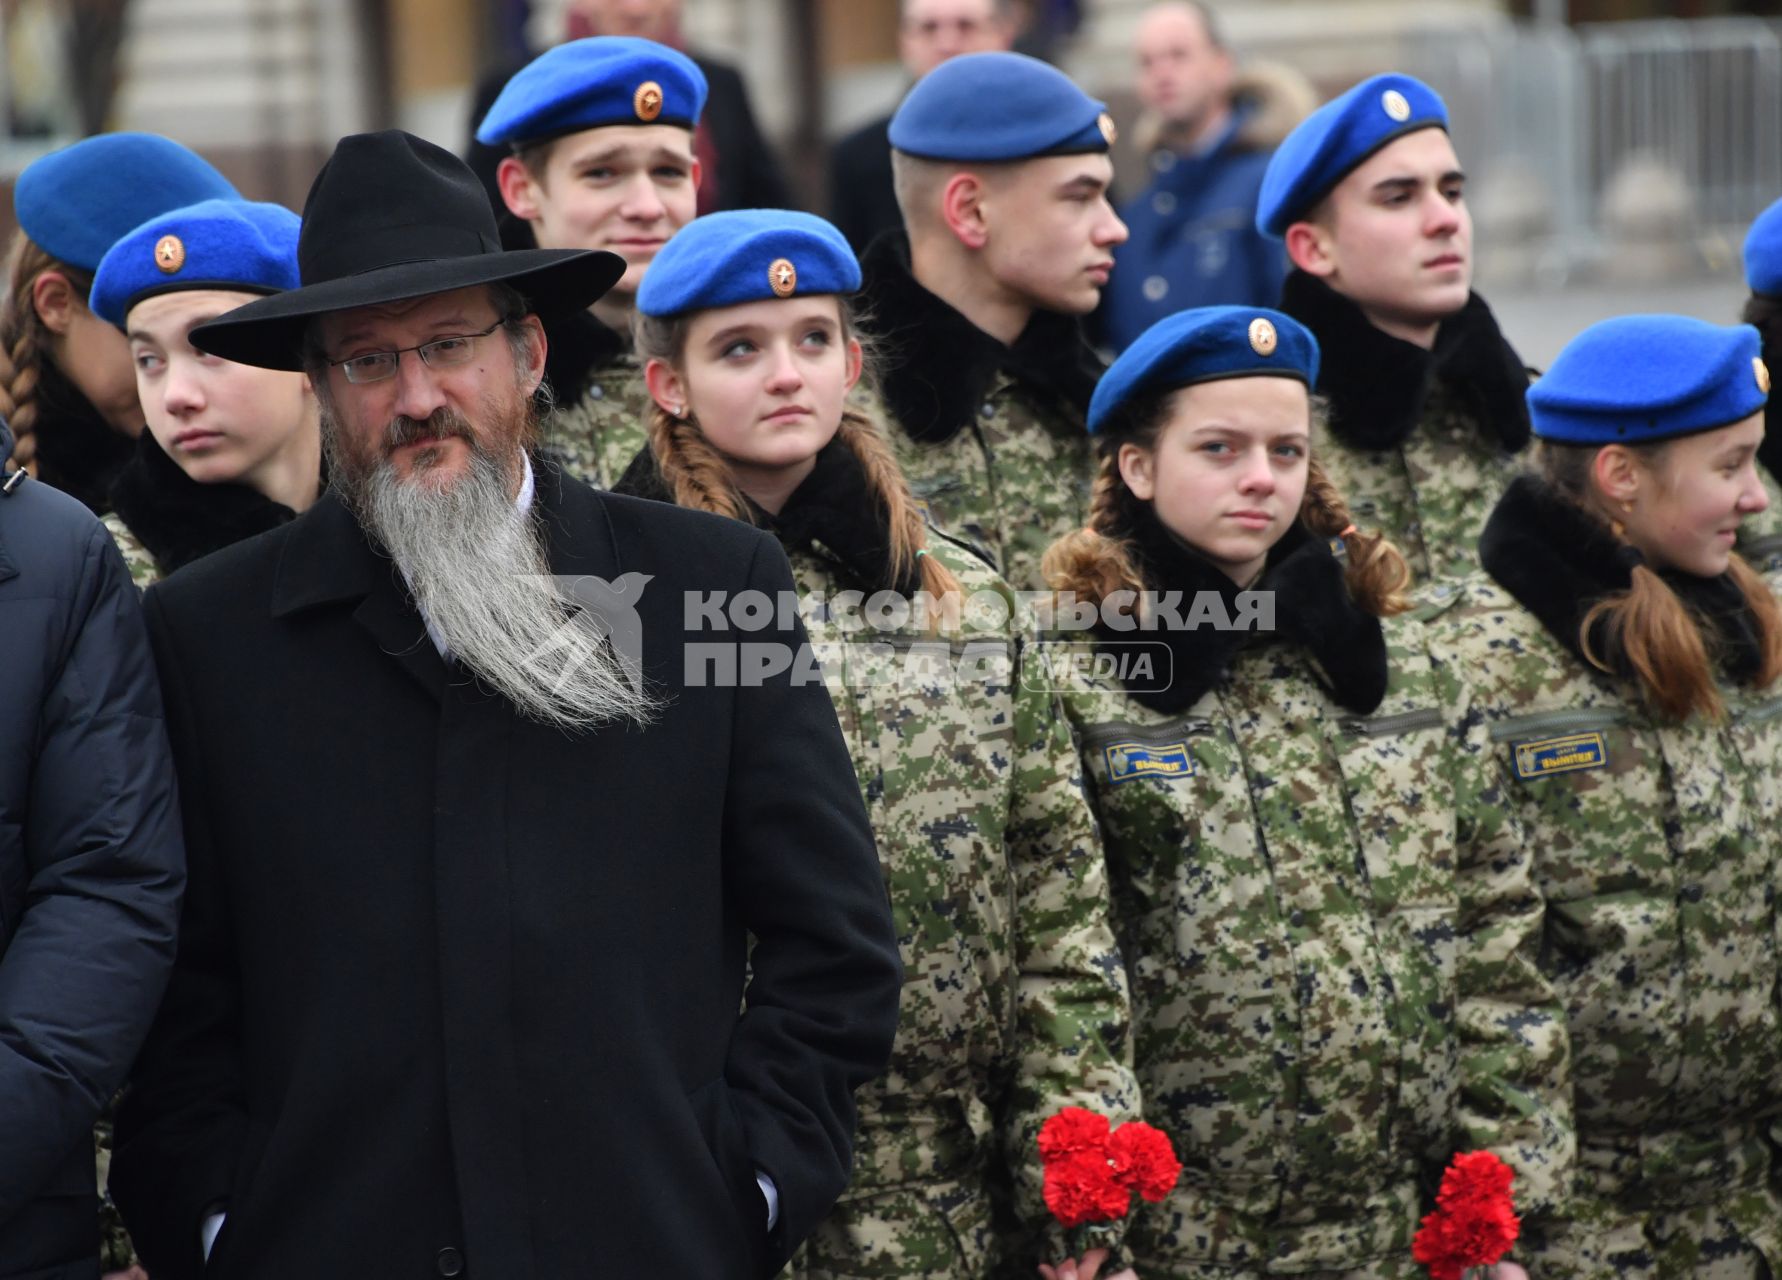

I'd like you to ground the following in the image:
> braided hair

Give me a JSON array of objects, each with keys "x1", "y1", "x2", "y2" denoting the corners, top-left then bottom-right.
[
  {"x1": 0, "y1": 232, "x2": 85, "y2": 476},
  {"x1": 634, "y1": 299, "x2": 964, "y2": 620}
]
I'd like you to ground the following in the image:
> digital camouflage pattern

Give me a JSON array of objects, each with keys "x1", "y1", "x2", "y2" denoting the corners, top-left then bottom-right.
[
  {"x1": 1313, "y1": 379, "x2": 1521, "y2": 589},
  {"x1": 1427, "y1": 574, "x2": 1782, "y2": 1280},
  {"x1": 781, "y1": 535, "x2": 1138, "y2": 1279},
  {"x1": 96, "y1": 1100, "x2": 137, "y2": 1272},
  {"x1": 1321, "y1": 377, "x2": 1782, "y2": 591},
  {"x1": 536, "y1": 353, "x2": 651, "y2": 489},
  {"x1": 856, "y1": 378, "x2": 1095, "y2": 593},
  {"x1": 1054, "y1": 605, "x2": 1571, "y2": 1278},
  {"x1": 101, "y1": 510, "x2": 159, "y2": 590}
]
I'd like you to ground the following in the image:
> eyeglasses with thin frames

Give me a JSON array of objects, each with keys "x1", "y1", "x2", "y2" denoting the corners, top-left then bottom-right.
[{"x1": 327, "y1": 317, "x2": 509, "y2": 385}]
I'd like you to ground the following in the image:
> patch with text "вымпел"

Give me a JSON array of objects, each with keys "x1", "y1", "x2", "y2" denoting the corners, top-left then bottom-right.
[
  {"x1": 1512, "y1": 731, "x2": 1608, "y2": 780},
  {"x1": 1105, "y1": 741, "x2": 1194, "y2": 784}
]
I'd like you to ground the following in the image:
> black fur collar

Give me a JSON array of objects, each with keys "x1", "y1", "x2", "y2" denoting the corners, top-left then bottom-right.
[
  {"x1": 1480, "y1": 474, "x2": 1765, "y2": 684},
  {"x1": 860, "y1": 230, "x2": 1104, "y2": 445},
  {"x1": 542, "y1": 306, "x2": 627, "y2": 404},
  {"x1": 1106, "y1": 504, "x2": 1388, "y2": 715},
  {"x1": 109, "y1": 430, "x2": 308, "y2": 575},
  {"x1": 1279, "y1": 270, "x2": 1531, "y2": 454},
  {"x1": 612, "y1": 437, "x2": 922, "y2": 596},
  {"x1": 30, "y1": 360, "x2": 136, "y2": 515}
]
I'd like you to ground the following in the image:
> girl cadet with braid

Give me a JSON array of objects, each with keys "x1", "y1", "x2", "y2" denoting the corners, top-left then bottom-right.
[
  {"x1": 1040, "y1": 307, "x2": 1571, "y2": 1279},
  {"x1": 613, "y1": 209, "x2": 1139, "y2": 1280},
  {"x1": 0, "y1": 133, "x2": 238, "y2": 514},
  {"x1": 1426, "y1": 315, "x2": 1782, "y2": 1280}
]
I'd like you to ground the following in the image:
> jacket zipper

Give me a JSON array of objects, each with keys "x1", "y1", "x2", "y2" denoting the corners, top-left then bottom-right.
[
  {"x1": 1077, "y1": 718, "x2": 1216, "y2": 753},
  {"x1": 818, "y1": 633, "x2": 1012, "y2": 658},
  {"x1": 1488, "y1": 707, "x2": 1629, "y2": 742},
  {"x1": 1337, "y1": 707, "x2": 1445, "y2": 737},
  {"x1": 1733, "y1": 697, "x2": 1782, "y2": 727}
]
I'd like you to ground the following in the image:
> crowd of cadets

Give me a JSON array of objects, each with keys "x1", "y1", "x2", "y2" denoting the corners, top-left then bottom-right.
[{"x1": 7, "y1": 25, "x2": 1782, "y2": 1280}]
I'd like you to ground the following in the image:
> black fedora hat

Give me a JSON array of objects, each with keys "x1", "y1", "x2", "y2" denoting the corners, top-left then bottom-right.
[{"x1": 190, "y1": 130, "x2": 625, "y2": 371}]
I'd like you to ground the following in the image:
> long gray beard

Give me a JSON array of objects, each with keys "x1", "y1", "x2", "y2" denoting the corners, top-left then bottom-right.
[{"x1": 328, "y1": 412, "x2": 660, "y2": 732}]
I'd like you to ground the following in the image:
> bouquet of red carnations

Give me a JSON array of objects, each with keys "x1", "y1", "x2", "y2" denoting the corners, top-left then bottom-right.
[
  {"x1": 1037, "y1": 1107, "x2": 1182, "y2": 1257},
  {"x1": 1411, "y1": 1150, "x2": 1521, "y2": 1280}
]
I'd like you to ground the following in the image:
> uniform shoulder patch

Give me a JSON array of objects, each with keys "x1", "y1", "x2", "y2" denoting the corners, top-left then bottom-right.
[
  {"x1": 1512, "y1": 731, "x2": 1608, "y2": 780},
  {"x1": 1105, "y1": 740, "x2": 1193, "y2": 784}
]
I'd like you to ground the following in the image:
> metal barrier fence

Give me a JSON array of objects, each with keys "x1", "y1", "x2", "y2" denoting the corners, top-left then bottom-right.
[{"x1": 1399, "y1": 16, "x2": 1782, "y2": 281}]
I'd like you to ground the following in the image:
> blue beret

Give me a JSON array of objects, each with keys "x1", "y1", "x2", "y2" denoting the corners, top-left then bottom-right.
[
  {"x1": 637, "y1": 209, "x2": 860, "y2": 318},
  {"x1": 91, "y1": 199, "x2": 301, "y2": 329},
  {"x1": 1744, "y1": 197, "x2": 1782, "y2": 297},
  {"x1": 1088, "y1": 306, "x2": 1321, "y2": 437},
  {"x1": 476, "y1": 37, "x2": 707, "y2": 147},
  {"x1": 889, "y1": 51, "x2": 1114, "y2": 163},
  {"x1": 1529, "y1": 315, "x2": 1770, "y2": 445},
  {"x1": 1256, "y1": 73, "x2": 1448, "y2": 238},
  {"x1": 14, "y1": 132, "x2": 238, "y2": 272}
]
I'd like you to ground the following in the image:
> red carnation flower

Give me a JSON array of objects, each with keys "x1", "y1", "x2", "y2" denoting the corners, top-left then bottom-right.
[
  {"x1": 1413, "y1": 1151, "x2": 1519, "y2": 1279},
  {"x1": 1438, "y1": 1151, "x2": 1517, "y2": 1211},
  {"x1": 1037, "y1": 1106, "x2": 1112, "y2": 1163},
  {"x1": 1108, "y1": 1121, "x2": 1183, "y2": 1202},
  {"x1": 1412, "y1": 1210, "x2": 1465, "y2": 1280},
  {"x1": 1042, "y1": 1148, "x2": 1131, "y2": 1228}
]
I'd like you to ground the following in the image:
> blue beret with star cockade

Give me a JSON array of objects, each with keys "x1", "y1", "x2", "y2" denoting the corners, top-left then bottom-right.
[
  {"x1": 91, "y1": 199, "x2": 301, "y2": 329},
  {"x1": 888, "y1": 51, "x2": 1115, "y2": 163},
  {"x1": 1529, "y1": 315, "x2": 1770, "y2": 445},
  {"x1": 1744, "y1": 196, "x2": 1782, "y2": 298},
  {"x1": 637, "y1": 209, "x2": 860, "y2": 318},
  {"x1": 476, "y1": 36, "x2": 708, "y2": 148},
  {"x1": 1255, "y1": 73, "x2": 1449, "y2": 239},
  {"x1": 14, "y1": 132, "x2": 239, "y2": 273},
  {"x1": 1088, "y1": 306, "x2": 1321, "y2": 437}
]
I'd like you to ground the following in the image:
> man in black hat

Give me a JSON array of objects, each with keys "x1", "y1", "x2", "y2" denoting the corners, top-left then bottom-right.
[{"x1": 109, "y1": 130, "x2": 901, "y2": 1280}]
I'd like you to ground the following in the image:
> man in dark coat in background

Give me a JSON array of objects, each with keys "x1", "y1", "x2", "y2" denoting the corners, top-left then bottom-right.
[
  {"x1": 0, "y1": 417, "x2": 185, "y2": 1280},
  {"x1": 109, "y1": 131, "x2": 901, "y2": 1280},
  {"x1": 826, "y1": 0, "x2": 1014, "y2": 254}
]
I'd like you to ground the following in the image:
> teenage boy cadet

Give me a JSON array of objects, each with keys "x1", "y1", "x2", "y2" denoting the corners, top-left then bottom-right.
[
  {"x1": 476, "y1": 36, "x2": 705, "y2": 487},
  {"x1": 1265, "y1": 74, "x2": 1782, "y2": 585},
  {"x1": 1259, "y1": 73, "x2": 1533, "y2": 586},
  {"x1": 862, "y1": 50, "x2": 1128, "y2": 591}
]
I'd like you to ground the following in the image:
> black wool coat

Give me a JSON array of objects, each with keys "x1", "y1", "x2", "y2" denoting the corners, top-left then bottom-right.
[
  {"x1": 0, "y1": 420, "x2": 184, "y2": 1280},
  {"x1": 111, "y1": 461, "x2": 901, "y2": 1280},
  {"x1": 826, "y1": 113, "x2": 899, "y2": 255}
]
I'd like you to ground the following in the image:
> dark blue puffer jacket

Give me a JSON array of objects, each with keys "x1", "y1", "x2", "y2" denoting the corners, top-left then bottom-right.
[{"x1": 0, "y1": 420, "x2": 184, "y2": 1279}]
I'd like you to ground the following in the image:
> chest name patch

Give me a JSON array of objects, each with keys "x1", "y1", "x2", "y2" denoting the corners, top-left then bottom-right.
[
  {"x1": 1512, "y1": 731, "x2": 1608, "y2": 780},
  {"x1": 1105, "y1": 741, "x2": 1194, "y2": 784}
]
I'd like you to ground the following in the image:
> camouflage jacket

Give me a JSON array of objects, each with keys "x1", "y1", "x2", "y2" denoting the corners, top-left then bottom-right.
[
  {"x1": 536, "y1": 308, "x2": 651, "y2": 489},
  {"x1": 102, "y1": 510, "x2": 160, "y2": 590},
  {"x1": 1280, "y1": 273, "x2": 1533, "y2": 589},
  {"x1": 612, "y1": 440, "x2": 1138, "y2": 1273},
  {"x1": 1052, "y1": 525, "x2": 1570, "y2": 1275},
  {"x1": 859, "y1": 232, "x2": 1101, "y2": 592},
  {"x1": 1429, "y1": 477, "x2": 1782, "y2": 1226}
]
